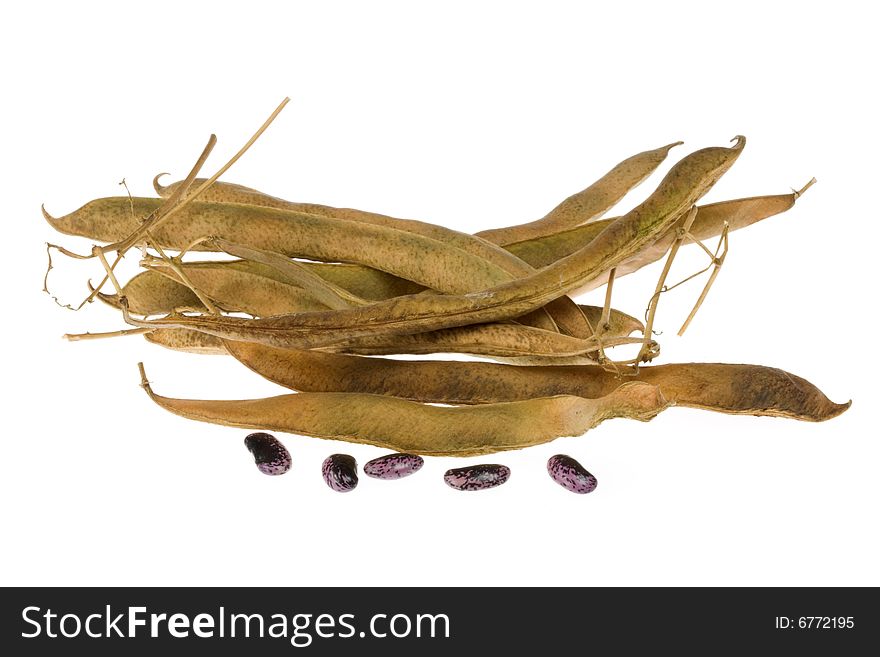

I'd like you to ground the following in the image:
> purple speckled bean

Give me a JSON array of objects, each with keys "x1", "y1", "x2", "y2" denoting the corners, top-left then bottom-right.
[
  {"x1": 547, "y1": 454, "x2": 597, "y2": 494},
  {"x1": 322, "y1": 454, "x2": 358, "y2": 492},
  {"x1": 244, "y1": 432, "x2": 291, "y2": 476},
  {"x1": 364, "y1": 453, "x2": 424, "y2": 480},
  {"x1": 443, "y1": 464, "x2": 510, "y2": 491}
]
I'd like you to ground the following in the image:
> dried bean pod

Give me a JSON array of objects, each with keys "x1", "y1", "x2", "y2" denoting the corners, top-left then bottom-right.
[
  {"x1": 208, "y1": 238, "x2": 368, "y2": 309},
  {"x1": 244, "y1": 432, "x2": 291, "y2": 476},
  {"x1": 363, "y1": 453, "x2": 424, "y2": 480},
  {"x1": 103, "y1": 261, "x2": 620, "y2": 348},
  {"x1": 95, "y1": 269, "x2": 204, "y2": 315},
  {"x1": 322, "y1": 454, "x2": 358, "y2": 492},
  {"x1": 99, "y1": 257, "x2": 638, "y2": 361},
  {"x1": 224, "y1": 343, "x2": 848, "y2": 422},
  {"x1": 444, "y1": 464, "x2": 510, "y2": 491},
  {"x1": 324, "y1": 324, "x2": 625, "y2": 359},
  {"x1": 152, "y1": 176, "x2": 595, "y2": 338},
  {"x1": 44, "y1": 199, "x2": 519, "y2": 296},
  {"x1": 142, "y1": 316, "x2": 638, "y2": 361},
  {"x1": 152, "y1": 176, "x2": 553, "y2": 279},
  {"x1": 506, "y1": 187, "x2": 811, "y2": 294},
  {"x1": 138, "y1": 364, "x2": 669, "y2": 457},
  {"x1": 107, "y1": 265, "x2": 638, "y2": 360},
  {"x1": 477, "y1": 141, "x2": 683, "y2": 244},
  {"x1": 146, "y1": 323, "x2": 613, "y2": 360},
  {"x1": 154, "y1": 175, "x2": 802, "y2": 296},
  {"x1": 156, "y1": 142, "x2": 681, "y2": 247},
  {"x1": 98, "y1": 263, "x2": 327, "y2": 317},
  {"x1": 47, "y1": 197, "x2": 582, "y2": 335},
  {"x1": 547, "y1": 455, "x2": 597, "y2": 494},
  {"x1": 122, "y1": 138, "x2": 745, "y2": 349}
]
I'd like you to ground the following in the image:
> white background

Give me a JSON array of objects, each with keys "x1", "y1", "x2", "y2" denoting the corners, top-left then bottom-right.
[{"x1": 2, "y1": 1, "x2": 876, "y2": 586}]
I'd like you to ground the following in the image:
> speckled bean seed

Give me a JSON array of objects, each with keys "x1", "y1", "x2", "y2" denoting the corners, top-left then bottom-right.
[
  {"x1": 322, "y1": 454, "x2": 359, "y2": 492},
  {"x1": 547, "y1": 454, "x2": 597, "y2": 494},
  {"x1": 243, "y1": 432, "x2": 291, "y2": 476},
  {"x1": 443, "y1": 464, "x2": 510, "y2": 491},
  {"x1": 364, "y1": 453, "x2": 424, "y2": 480}
]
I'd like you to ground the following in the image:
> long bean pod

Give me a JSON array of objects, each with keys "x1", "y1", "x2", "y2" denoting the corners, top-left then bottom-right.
[
  {"x1": 44, "y1": 199, "x2": 529, "y2": 296},
  {"x1": 156, "y1": 141, "x2": 682, "y2": 245},
  {"x1": 476, "y1": 141, "x2": 683, "y2": 244},
  {"x1": 45, "y1": 198, "x2": 592, "y2": 334},
  {"x1": 139, "y1": 363, "x2": 669, "y2": 456},
  {"x1": 145, "y1": 318, "x2": 641, "y2": 360},
  {"x1": 105, "y1": 264, "x2": 640, "y2": 358},
  {"x1": 121, "y1": 138, "x2": 746, "y2": 349},
  {"x1": 224, "y1": 343, "x2": 848, "y2": 421},
  {"x1": 506, "y1": 187, "x2": 811, "y2": 291}
]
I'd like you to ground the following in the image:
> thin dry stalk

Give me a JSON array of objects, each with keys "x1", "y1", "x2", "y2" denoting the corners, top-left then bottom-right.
[
  {"x1": 638, "y1": 205, "x2": 699, "y2": 361},
  {"x1": 64, "y1": 327, "x2": 153, "y2": 341},
  {"x1": 678, "y1": 222, "x2": 730, "y2": 335}
]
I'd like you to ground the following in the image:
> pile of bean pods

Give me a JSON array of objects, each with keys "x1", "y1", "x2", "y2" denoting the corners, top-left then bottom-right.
[{"x1": 43, "y1": 120, "x2": 850, "y2": 493}]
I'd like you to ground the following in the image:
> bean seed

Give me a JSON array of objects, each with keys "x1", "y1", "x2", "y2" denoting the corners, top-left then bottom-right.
[
  {"x1": 443, "y1": 464, "x2": 511, "y2": 491},
  {"x1": 243, "y1": 432, "x2": 291, "y2": 476},
  {"x1": 547, "y1": 454, "x2": 597, "y2": 494},
  {"x1": 363, "y1": 453, "x2": 424, "y2": 480},
  {"x1": 322, "y1": 454, "x2": 358, "y2": 492}
]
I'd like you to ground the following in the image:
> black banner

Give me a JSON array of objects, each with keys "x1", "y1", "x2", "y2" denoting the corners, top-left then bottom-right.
[{"x1": 1, "y1": 587, "x2": 876, "y2": 655}]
